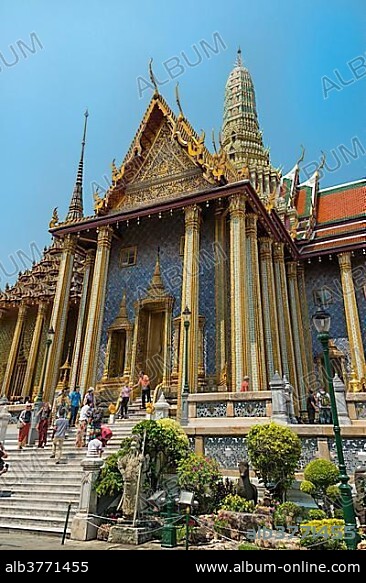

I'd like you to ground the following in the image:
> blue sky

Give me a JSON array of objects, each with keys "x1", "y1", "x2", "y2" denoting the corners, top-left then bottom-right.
[{"x1": 0, "y1": 0, "x2": 365, "y2": 284}]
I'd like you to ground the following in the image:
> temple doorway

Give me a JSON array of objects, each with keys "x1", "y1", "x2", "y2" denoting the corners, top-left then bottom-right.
[{"x1": 139, "y1": 308, "x2": 165, "y2": 388}]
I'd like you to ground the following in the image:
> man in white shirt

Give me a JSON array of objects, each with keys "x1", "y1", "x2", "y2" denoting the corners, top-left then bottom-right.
[{"x1": 87, "y1": 430, "x2": 103, "y2": 457}]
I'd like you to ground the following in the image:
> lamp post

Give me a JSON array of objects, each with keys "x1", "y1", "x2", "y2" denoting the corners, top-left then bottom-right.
[
  {"x1": 181, "y1": 306, "x2": 191, "y2": 426},
  {"x1": 312, "y1": 308, "x2": 359, "y2": 549},
  {"x1": 29, "y1": 326, "x2": 54, "y2": 445}
]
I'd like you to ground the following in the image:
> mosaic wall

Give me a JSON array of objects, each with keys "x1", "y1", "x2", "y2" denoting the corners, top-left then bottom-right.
[
  {"x1": 298, "y1": 438, "x2": 318, "y2": 469},
  {"x1": 199, "y1": 212, "x2": 216, "y2": 375},
  {"x1": 353, "y1": 255, "x2": 366, "y2": 350},
  {"x1": 327, "y1": 438, "x2": 366, "y2": 473},
  {"x1": 0, "y1": 314, "x2": 17, "y2": 386},
  {"x1": 197, "y1": 401, "x2": 227, "y2": 417},
  {"x1": 204, "y1": 436, "x2": 247, "y2": 469},
  {"x1": 234, "y1": 400, "x2": 267, "y2": 417},
  {"x1": 99, "y1": 213, "x2": 184, "y2": 379}
]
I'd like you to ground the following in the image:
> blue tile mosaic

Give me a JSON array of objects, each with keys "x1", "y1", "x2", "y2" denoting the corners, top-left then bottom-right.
[
  {"x1": 298, "y1": 438, "x2": 318, "y2": 469},
  {"x1": 234, "y1": 401, "x2": 267, "y2": 417},
  {"x1": 199, "y1": 212, "x2": 216, "y2": 375},
  {"x1": 197, "y1": 401, "x2": 227, "y2": 417},
  {"x1": 204, "y1": 436, "x2": 247, "y2": 469},
  {"x1": 327, "y1": 438, "x2": 366, "y2": 473}
]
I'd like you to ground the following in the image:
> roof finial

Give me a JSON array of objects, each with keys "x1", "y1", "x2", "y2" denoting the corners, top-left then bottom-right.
[
  {"x1": 149, "y1": 58, "x2": 159, "y2": 95},
  {"x1": 175, "y1": 82, "x2": 184, "y2": 118},
  {"x1": 66, "y1": 109, "x2": 89, "y2": 222},
  {"x1": 296, "y1": 144, "x2": 305, "y2": 166},
  {"x1": 235, "y1": 46, "x2": 243, "y2": 67},
  {"x1": 212, "y1": 129, "x2": 218, "y2": 154}
]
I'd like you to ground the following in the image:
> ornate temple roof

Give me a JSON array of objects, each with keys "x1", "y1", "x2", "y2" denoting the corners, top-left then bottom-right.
[
  {"x1": 221, "y1": 48, "x2": 271, "y2": 172},
  {"x1": 0, "y1": 239, "x2": 85, "y2": 310}
]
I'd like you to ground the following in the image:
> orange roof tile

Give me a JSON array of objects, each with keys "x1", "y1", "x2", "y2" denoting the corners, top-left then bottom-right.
[
  {"x1": 317, "y1": 185, "x2": 365, "y2": 224},
  {"x1": 296, "y1": 189, "x2": 307, "y2": 216}
]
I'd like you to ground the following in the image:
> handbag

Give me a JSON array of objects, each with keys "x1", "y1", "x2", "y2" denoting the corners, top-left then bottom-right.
[{"x1": 17, "y1": 419, "x2": 23, "y2": 429}]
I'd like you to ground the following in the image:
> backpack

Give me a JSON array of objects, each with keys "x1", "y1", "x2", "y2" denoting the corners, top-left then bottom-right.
[{"x1": 319, "y1": 392, "x2": 330, "y2": 407}]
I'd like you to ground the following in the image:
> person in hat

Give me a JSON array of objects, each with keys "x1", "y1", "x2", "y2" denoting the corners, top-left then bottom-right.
[{"x1": 83, "y1": 387, "x2": 95, "y2": 408}]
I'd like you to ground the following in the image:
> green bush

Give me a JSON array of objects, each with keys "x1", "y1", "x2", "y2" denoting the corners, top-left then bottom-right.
[
  {"x1": 274, "y1": 502, "x2": 303, "y2": 528},
  {"x1": 177, "y1": 453, "x2": 222, "y2": 514},
  {"x1": 301, "y1": 459, "x2": 340, "y2": 516},
  {"x1": 304, "y1": 459, "x2": 340, "y2": 489},
  {"x1": 246, "y1": 422, "x2": 301, "y2": 499},
  {"x1": 94, "y1": 438, "x2": 132, "y2": 496},
  {"x1": 219, "y1": 494, "x2": 255, "y2": 513},
  {"x1": 300, "y1": 480, "x2": 316, "y2": 496},
  {"x1": 300, "y1": 518, "x2": 346, "y2": 550},
  {"x1": 307, "y1": 509, "x2": 327, "y2": 521},
  {"x1": 132, "y1": 419, "x2": 190, "y2": 489}
]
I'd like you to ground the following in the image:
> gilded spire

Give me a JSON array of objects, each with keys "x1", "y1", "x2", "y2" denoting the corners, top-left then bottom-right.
[
  {"x1": 147, "y1": 251, "x2": 166, "y2": 298},
  {"x1": 66, "y1": 109, "x2": 89, "y2": 222},
  {"x1": 222, "y1": 50, "x2": 269, "y2": 171}
]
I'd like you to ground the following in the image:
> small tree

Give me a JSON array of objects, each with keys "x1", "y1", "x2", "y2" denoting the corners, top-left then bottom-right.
[
  {"x1": 177, "y1": 453, "x2": 222, "y2": 513},
  {"x1": 132, "y1": 418, "x2": 190, "y2": 490},
  {"x1": 300, "y1": 459, "x2": 340, "y2": 516},
  {"x1": 246, "y1": 422, "x2": 301, "y2": 499}
]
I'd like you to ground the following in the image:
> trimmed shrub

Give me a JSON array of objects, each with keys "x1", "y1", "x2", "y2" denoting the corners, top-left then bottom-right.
[
  {"x1": 273, "y1": 502, "x2": 303, "y2": 529},
  {"x1": 219, "y1": 494, "x2": 255, "y2": 513},
  {"x1": 177, "y1": 453, "x2": 222, "y2": 513},
  {"x1": 300, "y1": 518, "x2": 346, "y2": 550}
]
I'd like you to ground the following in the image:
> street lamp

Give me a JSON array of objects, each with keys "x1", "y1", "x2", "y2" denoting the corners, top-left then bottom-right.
[
  {"x1": 181, "y1": 306, "x2": 191, "y2": 425},
  {"x1": 29, "y1": 326, "x2": 54, "y2": 445},
  {"x1": 312, "y1": 308, "x2": 359, "y2": 549}
]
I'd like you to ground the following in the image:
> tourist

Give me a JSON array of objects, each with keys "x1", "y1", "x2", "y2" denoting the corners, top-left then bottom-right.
[
  {"x1": 36, "y1": 402, "x2": 52, "y2": 448},
  {"x1": 240, "y1": 376, "x2": 250, "y2": 392},
  {"x1": 68, "y1": 386, "x2": 82, "y2": 427},
  {"x1": 100, "y1": 424, "x2": 113, "y2": 448},
  {"x1": 50, "y1": 407, "x2": 69, "y2": 464},
  {"x1": 119, "y1": 382, "x2": 131, "y2": 419},
  {"x1": 88, "y1": 405, "x2": 104, "y2": 442},
  {"x1": 87, "y1": 429, "x2": 104, "y2": 457},
  {"x1": 0, "y1": 442, "x2": 9, "y2": 476},
  {"x1": 83, "y1": 387, "x2": 95, "y2": 408},
  {"x1": 17, "y1": 403, "x2": 32, "y2": 449},
  {"x1": 137, "y1": 371, "x2": 151, "y2": 409},
  {"x1": 306, "y1": 388, "x2": 317, "y2": 424},
  {"x1": 316, "y1": 387, "x2": 332, "y2": 424},
  {"x1": 75, "y1": 403, "x2": 92, "y2": 448}
]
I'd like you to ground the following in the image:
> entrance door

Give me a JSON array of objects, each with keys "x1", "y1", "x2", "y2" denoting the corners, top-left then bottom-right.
[{"x1": 144, "y1": 310, "x2": 165, "y2": 388}]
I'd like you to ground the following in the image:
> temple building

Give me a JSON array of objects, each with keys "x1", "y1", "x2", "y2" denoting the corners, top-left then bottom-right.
[{"x1": 0, "y1": 49, "x2": 365, "y2": 422}]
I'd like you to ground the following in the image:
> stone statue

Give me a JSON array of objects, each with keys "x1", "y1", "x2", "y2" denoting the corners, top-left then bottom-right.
[
  {"x1": 237, "y1": 461, "x2": 258, "y2": 505},
  {"x1": 117, "y1": 436, "x2": 144, "y2": 520},
  {"x1": 354, "y1": 463, "x2": 366, "y2": 526}
]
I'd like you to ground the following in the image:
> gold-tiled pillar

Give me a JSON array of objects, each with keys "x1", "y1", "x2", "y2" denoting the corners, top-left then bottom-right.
[
  {"x1": 79, "y1": 226, "x2": 113, "y2": 390},
  {"x1": 22, "y1": 301, "x2": 47, "y2": 397},
  {"x1": 44, "y1": 234, "x2": 77, "y2": 403},
  {"x1": 297, "y1": 263, "x2": 314, "y2": 377},
  {"x1": 214, "y1": 200, "x2": 227, "y2": 386},
  {"x1": 246, "y1": 213, "x2": 266, "y2": 390},
  {"x1": 69, "y1": 249, "x2": 95, "y2": 391},
  {"x1": 259, "y1": 237, "x2": 282, "y2": 379},
  {"x1": 123, "y1": 324, "x2": 134, "y2": 381},
  {"x1": 287, "y1": 262, "x2": 307, "y2": 408},
  {"x1": 228, "y1": 193, "x2": 248, "y2": 391},
  {"x1": 338, "y1": 252, "x2": 366, "y2": 382},
  {"x1": 1, "y1": 303, "x2": 28, "y2": 398},
  {"x1": 162, "y1": 300, "x2": 173, "y2": 389},
  {"x1": 273, "y1": 242, "x2": 297, "y2": 387},
  {"x1": 178, "y1": 205, "x2": 201, "y2": 416}
]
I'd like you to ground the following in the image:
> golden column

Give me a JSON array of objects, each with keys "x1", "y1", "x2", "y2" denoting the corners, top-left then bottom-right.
[
  {"x1": 273, "y1": 242, "x2": 297, "y2": 387},
  {"x1": 123, "y1": 324, "x2": 134, "y2": 381},
  {"x1": 297, "y1": 263, "x2": 314, "y2": 378},
  {"x1": 214, "y1": 200, "x2": 227, "y2": 386},
  {"x1": 338, "y1": 252, "x2": 366, "y2": 383},
  {"x1": 287, "y1": 262, "x2": 307, "y2": 407},
  {"x1": 79, "y1": 226, "x2": 113, "y2": 391},
  {"x1": 162, "y1": 302, "x2": 173, "y2": 390},
  {"x1": 69, "y1": 249, "x2": 95, "y2": 391},
  {"x1": 259, "y1": 237, "x2": 282, "y2": 379},
  {"x1": 22, "y1": 301, "x2": 48, "y2": 397},
  {"x1": 1, "y1": 303, "x2": 28, "y2": 398},
  {"x1": 246, "y1": 213, "x2": 267, "y2": 389},
  {"x1": 178, "y1": 205, "x2": 201, "y2": 414},
  {"x1": 228, "y1": 193, "x2": 248, "y2": 391},
  {"x1": 44, "y1": 234, "x2": 77, "y2": 402}
]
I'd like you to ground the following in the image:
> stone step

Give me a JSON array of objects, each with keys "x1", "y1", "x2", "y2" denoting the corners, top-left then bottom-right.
[
  {"x1": 0, "y1": 501, "x2": 78, "y2": 517},
  {"x1": 3, "y1": 495, "x2": 80, "y2": 504},
  {"x1": 1, "y1": 485, "x2": 80, "y2": 498},
  {"x1": 0, "y1": 523, "x2": 70, "y2": 537},
  {"x1": 0, "y1": 513, "x2": 75, "y2": 531}
]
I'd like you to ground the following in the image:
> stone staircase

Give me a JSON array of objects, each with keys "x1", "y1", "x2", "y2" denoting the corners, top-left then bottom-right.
[{"x1": 0, "y1": 404, "x2": 145, "y2": 537}]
